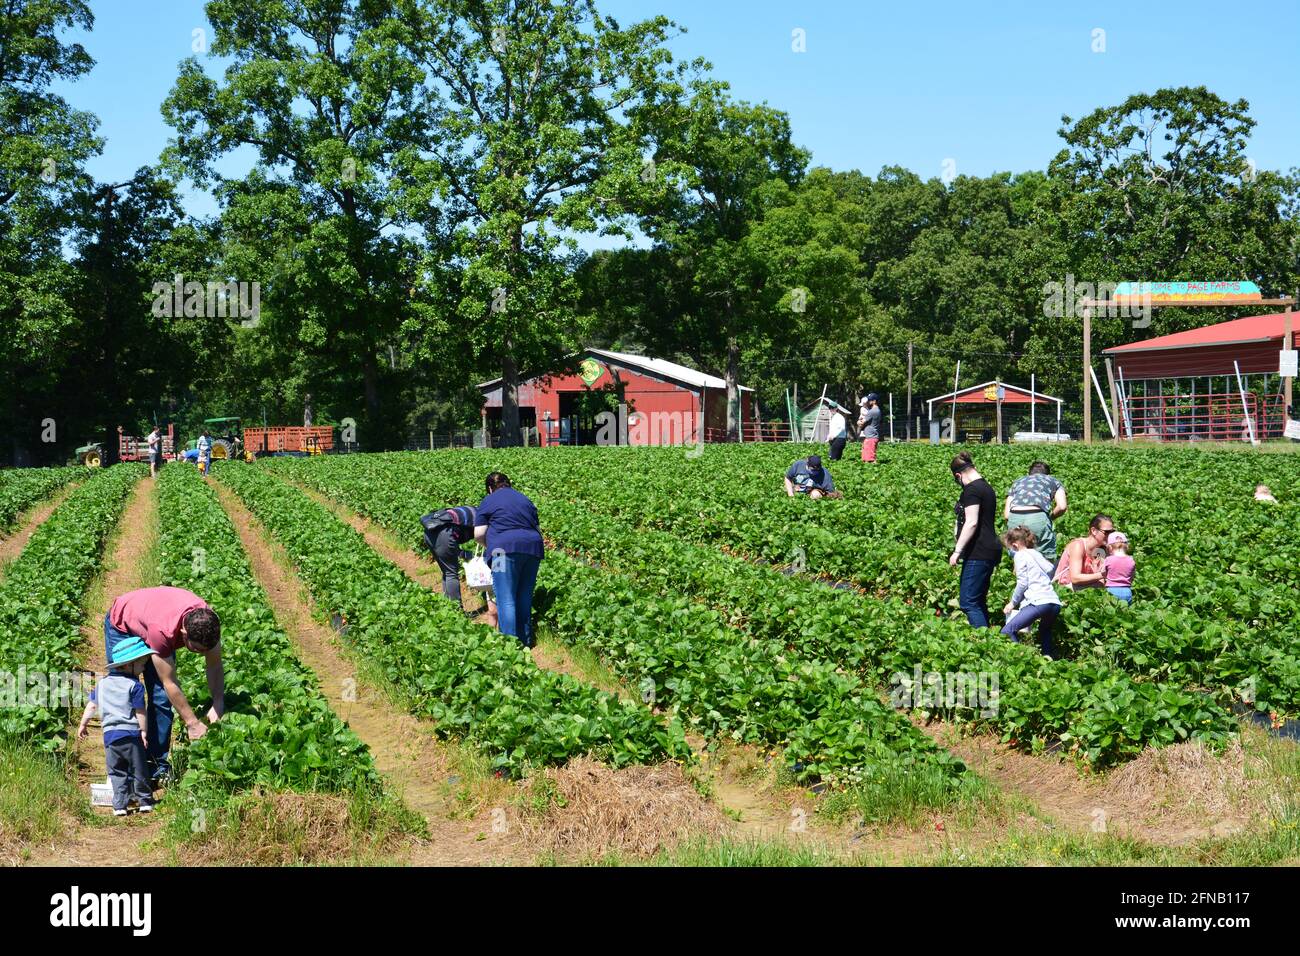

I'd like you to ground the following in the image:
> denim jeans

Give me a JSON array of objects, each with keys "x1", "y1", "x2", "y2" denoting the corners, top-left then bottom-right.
[
  {"x1": 104, "y1": 613, "x2": 172, "y2": 781},
  {"x1": 491, "y1": 553, "x2": 542, "y2": 648},
  {"x1": 1001, "y1": 602, "x2": 1061, "y2": 657},
  {"x1": 1107, "y1": 586, "x2": 1133, "y2": 605},
  {"x1": 958, "y1": 559, "x2": 997, "y2": 628},
  {"x1": 105, "y1": 737, "x2": 154, "y2": 810}
]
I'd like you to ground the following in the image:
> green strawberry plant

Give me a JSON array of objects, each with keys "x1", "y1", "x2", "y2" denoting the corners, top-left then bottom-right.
[{"x1": 0, "y1": 465, "x2": 142, "y2": 744}]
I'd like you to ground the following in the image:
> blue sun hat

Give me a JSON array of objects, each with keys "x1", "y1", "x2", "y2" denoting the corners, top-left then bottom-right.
[{"x1": 110, "y1": 636, "x2": 153, "y2": 668}]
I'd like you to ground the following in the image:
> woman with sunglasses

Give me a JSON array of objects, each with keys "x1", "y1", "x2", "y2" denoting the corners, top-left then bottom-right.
[{"x1": 1053, "y1": 513, "x2": 1114, "y2": 591}]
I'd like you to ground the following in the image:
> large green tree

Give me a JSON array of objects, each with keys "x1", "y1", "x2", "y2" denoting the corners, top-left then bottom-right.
[
  {"x1": 163, "y1": 0, "x2": 427, "y2": 449},
  {"x1": 633, "y1": 79, "x2": 809, "y2": 438},
  {"x1": 0, "y1": 0, "x2": 99, "y2": 464},
  {"x1": 396, "y1": 0, "x2": 684, "y2": 445}
]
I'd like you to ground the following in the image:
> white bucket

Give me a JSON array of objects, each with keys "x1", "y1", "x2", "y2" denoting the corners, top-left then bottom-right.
[{"x1": 90, "y1": 780, "x2": 113, "y2": 808}]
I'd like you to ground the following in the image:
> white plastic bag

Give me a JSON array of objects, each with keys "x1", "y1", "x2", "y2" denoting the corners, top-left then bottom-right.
[{"x1": 465, "y1": 548, "x2": 493, "y2": 589}]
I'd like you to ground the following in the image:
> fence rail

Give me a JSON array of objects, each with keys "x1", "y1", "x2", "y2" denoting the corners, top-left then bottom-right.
[{"x1": 1122, "y1": 390, "x2": 1286, "y2": 442}]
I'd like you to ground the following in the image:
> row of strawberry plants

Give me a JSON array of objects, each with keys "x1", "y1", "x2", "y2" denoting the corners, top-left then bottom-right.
[
  {"x1": 0, "y1": 465, "x2": 143, "y2": 744},
  {"x1": 503, "y1": 445, "x2": 1300, "y2": 716},
  {"x1": 264, "y1": 452, "x2": 1240, "y2": 768},
  {"x1": 216, "y1": 463, "x2": 686, "y2": 774},
  {"x1": 258, "y1": 457, "x2": 965, "y2": 787},
  {"x1": 522, "y1": 442, "x2": 1299, "y2": 607},
  {"x1": 532, "y1": 498, "x2": 1242, "y2": 767},
  {"x1": 0, "y1": 467, "x2": 78, "y2": 531},
  {"x1": 156, "y1": 466, "x2": 383, "y2": 798}
]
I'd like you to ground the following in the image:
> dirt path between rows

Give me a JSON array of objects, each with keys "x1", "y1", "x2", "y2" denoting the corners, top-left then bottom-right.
[
  {"x1": 0, "y1": 483, "x2": 76, "y2": 577},
  {"x1": 214, "y1": 482, "x2": 525, "y2": 865},
  {"x1": 24, "y1": 478, "x2": 166, "y2": 866},
  {"x1": 918, "y1": 722, "x2": 1253, "y2": 845}
]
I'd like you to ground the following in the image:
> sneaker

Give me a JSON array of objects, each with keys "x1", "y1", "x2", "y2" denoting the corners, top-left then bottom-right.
[
  {"x1": 137, "y1": 803, "x2": 155, "y2": 814},
  {"x1": 113, "y1": 808, "x2": 128, "y2": 817}
]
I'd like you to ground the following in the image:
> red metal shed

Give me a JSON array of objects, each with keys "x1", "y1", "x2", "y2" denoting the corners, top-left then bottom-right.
[
  {"x1": 478, "y1": 348, "x2": 759, "y2": 447},
  {"x1": 1102, "y1": 312, "x2": 1295, "y2": 441}
]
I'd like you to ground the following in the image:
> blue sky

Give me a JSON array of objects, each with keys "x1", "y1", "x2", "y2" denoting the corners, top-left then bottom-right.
[{"x1": 57, "y1": 0, "x2": 1300, "y2": 227}]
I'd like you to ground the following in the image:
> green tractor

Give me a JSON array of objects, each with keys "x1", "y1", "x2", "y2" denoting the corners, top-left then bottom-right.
[
  {"x1": 74, "y1": 441, "x2": 104, "y2": 468},
  {"x1": 203, "y1": 417, "x2": 245, "y2": 462}
]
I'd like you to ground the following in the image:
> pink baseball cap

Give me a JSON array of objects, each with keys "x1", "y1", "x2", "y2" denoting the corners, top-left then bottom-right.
[{"x1": 1107, "y1": 531, "x2": 1128, "y2": 546}]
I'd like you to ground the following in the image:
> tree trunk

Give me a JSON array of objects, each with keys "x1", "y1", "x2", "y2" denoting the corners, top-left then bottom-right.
[
  {"x1": 362, "y1": 354, "x2": 381, "y2": 448},
  {"x1": 303, "y1": 393, "x2": 313, "y2": 427},
  {"x1": 725, "y1": 334, "x2": 739, "y2": 442},
  {"x1": 501, "y1": 342, "x2": 521, "y2": 447}
]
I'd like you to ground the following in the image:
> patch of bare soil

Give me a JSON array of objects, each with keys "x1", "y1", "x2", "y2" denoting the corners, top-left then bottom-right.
[
  {"x1": 23, "y1": 479, "x2": 165, "y2": 866},
  {"x1": 922, "y1": 722, "x2": 1257, "y2": 845},
  {"x1": 0, "y1": 483, "x2": 75, "y2": 575},
  {"x1": 215, "y1": 483, "x2": 525, "y2": 866}
]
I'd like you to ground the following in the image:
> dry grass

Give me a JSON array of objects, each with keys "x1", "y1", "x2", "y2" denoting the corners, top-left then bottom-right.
[
  {"x1": 515, "y1": 757, "x2": 730, "y2": 860},
  {"x1": 177, "y1": 791, "x2": 408, "y2": 866},
  {"x1": 1107, "y1": 738, "x2": 1260, "y2": 822}
]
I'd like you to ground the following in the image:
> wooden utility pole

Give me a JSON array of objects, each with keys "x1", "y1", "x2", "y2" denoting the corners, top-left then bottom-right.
[
  {"x1": 1082, "y1": 305, "x2": 1092, "y2": 444},
  {"x1": 905, "y1": 342, "x2": 914, "y2": 440}
]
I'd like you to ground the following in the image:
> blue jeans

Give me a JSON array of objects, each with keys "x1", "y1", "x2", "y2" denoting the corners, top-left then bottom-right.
[
  {"x1": 104, "y1": 613, "x2": 172, "y2": 781},
  {"x1": 1001, "y1": 602, "x2": 1061, "y2": 657},
  {"x1": 958, "y1": 559, "x2": 997, "y2": 628},
  {"x1": 1107, "y1": 586, "x2": 1133, "y2": 605},
  {"x1": 491, "y1": 554, "x2": 542, "y2": 648}
]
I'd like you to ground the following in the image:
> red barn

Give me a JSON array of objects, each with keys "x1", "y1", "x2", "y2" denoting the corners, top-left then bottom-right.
[
  {"x1": 479, "y1": 348, "x2": 759, "y2": 446},
  {"x1": 1103, "y1": 312, "x2": 1296, "y2": 441}
]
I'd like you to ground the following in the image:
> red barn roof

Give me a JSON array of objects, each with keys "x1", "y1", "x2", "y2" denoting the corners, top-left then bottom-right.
[{"x1": 1104, "y1": 311, "x2": 1295, "y2": 355}]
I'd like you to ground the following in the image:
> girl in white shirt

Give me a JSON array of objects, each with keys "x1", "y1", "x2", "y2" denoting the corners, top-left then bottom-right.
[{"x1": 1000, "y1": 526, "x2": 1062, "y2": 658}]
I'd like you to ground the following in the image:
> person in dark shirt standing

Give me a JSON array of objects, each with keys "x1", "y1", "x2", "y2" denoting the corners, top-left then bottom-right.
[
  {"x1": 858, "y1": 394, "x2": 882, "y2": 463},
  {"x1": 948, "y1": 451, "x2": 1002, "y2": 628},
  {"x1": 474, "y1": 472, "x2": 544, "y2": 649}
]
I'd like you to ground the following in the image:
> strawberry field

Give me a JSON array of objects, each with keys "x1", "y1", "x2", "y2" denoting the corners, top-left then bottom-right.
[{"x1": 2, "y1": 442, "x2": 1297, "y2": 866}]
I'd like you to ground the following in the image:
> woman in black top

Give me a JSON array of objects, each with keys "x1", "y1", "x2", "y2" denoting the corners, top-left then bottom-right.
[{"x1": 948, "y1": 451, "x2": 1002, "y2": 628}]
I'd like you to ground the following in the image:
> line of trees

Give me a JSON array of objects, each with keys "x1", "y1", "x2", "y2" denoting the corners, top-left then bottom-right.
[{"x1": 3, "y1": 1, "x2": 1298, "y2": 464}]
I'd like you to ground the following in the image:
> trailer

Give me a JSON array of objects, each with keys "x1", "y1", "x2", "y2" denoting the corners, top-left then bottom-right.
[
  {"x1": 117, "y1": 423, "x2": 178, "y2": 463},
  {"x1": 243, "y1": 425, "x2": 335, "y2": 456}
]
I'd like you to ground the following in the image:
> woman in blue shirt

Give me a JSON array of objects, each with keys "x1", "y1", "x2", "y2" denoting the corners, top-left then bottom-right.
[{"x1": 474, "y1": 472, "x2": 544, "y2": 648}]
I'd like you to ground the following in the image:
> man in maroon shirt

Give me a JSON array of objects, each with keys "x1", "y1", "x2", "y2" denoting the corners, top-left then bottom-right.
[{"x1": 105, "y1": 586, "x2": 224, "y2": 784}]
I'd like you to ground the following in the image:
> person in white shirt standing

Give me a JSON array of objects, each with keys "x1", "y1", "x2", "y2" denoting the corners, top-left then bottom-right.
[
  {"x1": 827, "y1": 405, "x2": 847, "y2": 461},
  {"x1": 196, "y1": 429, "x2": 213, "y2": 477},
  {"x1": 146, "y1": 425, "x2": 162, "y2": 479},
  {"x1": 1000, "y1": 525, "x2": 1062, "y2": 658}
]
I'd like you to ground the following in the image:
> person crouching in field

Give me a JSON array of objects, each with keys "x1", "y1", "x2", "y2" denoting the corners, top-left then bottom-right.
[
  {"x1": 77, "y1": 637, "x2": 156, "y2": 816},
  {"x1": 105, "y1": 587, "x2": 224, "y2": 786},
  {"x1": 784, "y1": 454, "x2": 837, "y2": 499},
  {"x1": 1000, "y1": 526, "x2": 1061, "y2": 658},
  {"x1": 421, "y1": 505, "x2": 497, "y2": 625},
  {"x1": 1102, "y1": 531, "x2": 1135, "y2": 605}
]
